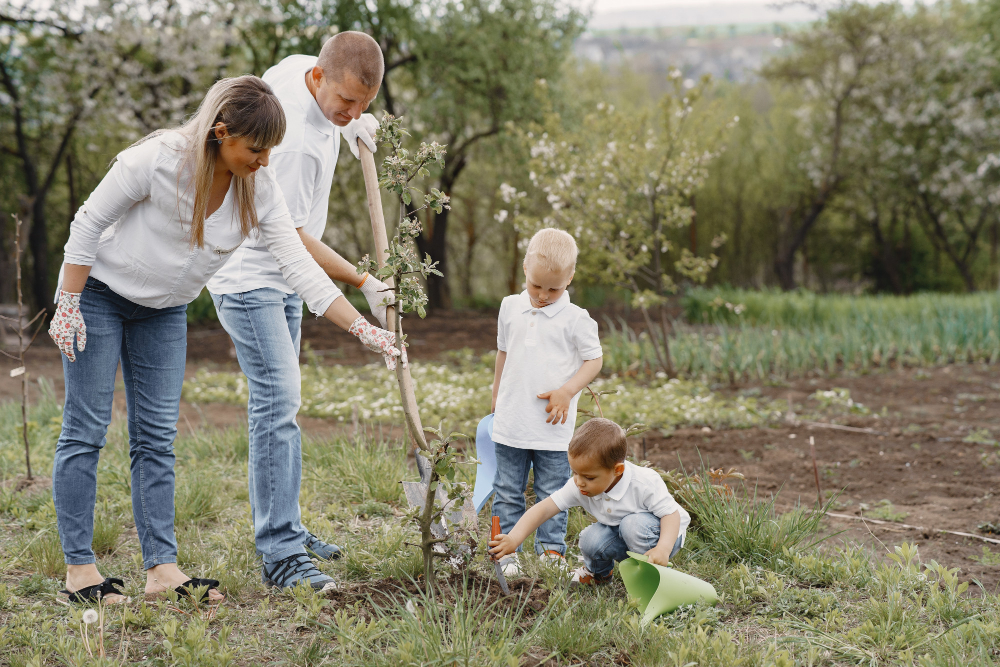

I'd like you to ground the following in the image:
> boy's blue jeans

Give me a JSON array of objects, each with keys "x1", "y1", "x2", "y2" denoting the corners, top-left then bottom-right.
[
  {"x1": 492, "y1": 442, "x2": 571, "y2": 555},
  {"x1": 53, "y1": 278, "x2": 187, "y2": 569},
  {"x1": 579, "y1": 512, "x2": 683, "y2": 577},
  {"x1": 210, "y1": 288, "x2": 310, "y2": 564}
]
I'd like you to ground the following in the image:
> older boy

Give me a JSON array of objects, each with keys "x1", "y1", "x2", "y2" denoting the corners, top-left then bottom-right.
[
  {"x1": 207, "y1": 32, "x2": 390, "y2": 593},
  {"x1": 489, "y1": 418, "x2": 690, "y2": 585},
  {"x1": 491, "y1": 228, "x2": 603, "y2": 576}
]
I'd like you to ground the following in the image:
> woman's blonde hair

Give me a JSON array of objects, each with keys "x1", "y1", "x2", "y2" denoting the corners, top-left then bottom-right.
[{"x1": 136, "y1": 75, "x2": 286, "y2": 247}]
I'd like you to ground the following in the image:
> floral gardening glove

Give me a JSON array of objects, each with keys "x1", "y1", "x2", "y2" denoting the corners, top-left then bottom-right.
[
  {"x1": 49, "y1": 290, "x2": 86, "y2": 362},
  {"x1": 349, "y1": 316, "x2": 406, "y2": 371},
  {"x1": 358, "y1": 273, "x2": 392, "y2": 329}
]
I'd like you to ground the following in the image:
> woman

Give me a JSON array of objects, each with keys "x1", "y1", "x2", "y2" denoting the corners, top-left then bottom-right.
[{"x1": 49, "y1": 76, "x2": 399, "y2": 604}]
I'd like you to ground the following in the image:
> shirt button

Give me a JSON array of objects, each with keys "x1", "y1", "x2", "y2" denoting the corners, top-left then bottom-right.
[
  {"x1": 606, "y1": 508, "x2": 612, "y2": 513},
  {"x1": 529, "y1": 322, "x2": 534, "y2": 327}
]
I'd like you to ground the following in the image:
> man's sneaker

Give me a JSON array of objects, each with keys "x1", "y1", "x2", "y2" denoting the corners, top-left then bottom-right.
[
  {"x1": 539, "y1": 550, "x2": 570, "y2": 571},
  {"x1": 570, "y1": 566, "x2": 613, "y2": 587},
  {"x1": 304, "y1": 532, "x2": 343, "y2": 561},
  {"x1": 499, "y1": 554, "x2": 521, "y2": 578},
  {"x1": 262, "y1": 553, "x2": 337, "y2": 593}
]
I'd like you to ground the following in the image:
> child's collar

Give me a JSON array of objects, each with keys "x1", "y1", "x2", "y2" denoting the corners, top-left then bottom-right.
[
  {"x1": 600, "y1": 462, "x2": 633, "y2": 501},
  {"x1": 518, "y1": 290, "x2": 570, "y2": 317}
]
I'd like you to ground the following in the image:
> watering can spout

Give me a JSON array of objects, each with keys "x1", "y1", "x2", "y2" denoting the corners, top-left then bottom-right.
[{"x1": 619, "y1": 551, "x2": 718, "y2": 626}]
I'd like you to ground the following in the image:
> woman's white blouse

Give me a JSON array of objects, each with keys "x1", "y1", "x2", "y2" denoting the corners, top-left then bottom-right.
[{"x1": 61, "y1": 131, "x2": 342, "y2": 315}]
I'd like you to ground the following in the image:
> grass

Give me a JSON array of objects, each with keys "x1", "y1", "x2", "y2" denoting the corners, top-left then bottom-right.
[
  {"x1": 1, "y1": 382, "x2": 999, "y2": 664},
  {"x1": 602, "y1": 288, "x2": 1000, "y2": 382}
]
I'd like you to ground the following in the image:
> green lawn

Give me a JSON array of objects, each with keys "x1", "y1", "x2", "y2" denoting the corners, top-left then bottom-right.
[{"x1": 1, "y1": 378, "x2": 998, "y2": 665}]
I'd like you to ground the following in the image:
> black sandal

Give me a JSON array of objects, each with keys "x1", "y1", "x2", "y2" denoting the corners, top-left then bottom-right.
[
  {"x1": 58, "y1": 577, "x2": 127, "y2": 604},
  {"x1": 146, "y1": 578, "x2": 222, "y2": 603}
]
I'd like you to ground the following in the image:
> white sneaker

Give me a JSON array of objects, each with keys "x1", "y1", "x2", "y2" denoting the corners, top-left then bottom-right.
[
  {"x1": 539, "y1": 550, "x2": 570, "y2": 571},
  {"x1": 499, "y1": 554, "x2": 521, "y2": 578}
]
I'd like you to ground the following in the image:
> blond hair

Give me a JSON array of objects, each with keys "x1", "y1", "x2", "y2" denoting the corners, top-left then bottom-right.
[
  {"x1": 568, "y1": 418, "x2": 628, "y2": 470},
  {"x1": 524, "y1": 228, "x2": 578, "y2": 275},
  {"x1": 317, "y1": 31, "x2": 385, "y2": 89},
  {"x1": 133, "y1": 76, "x2": 286, "y2": 248}
]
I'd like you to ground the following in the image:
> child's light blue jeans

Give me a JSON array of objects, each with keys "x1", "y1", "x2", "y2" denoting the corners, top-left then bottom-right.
[
  {"x1": 579, "y1": 512, "x2": 683, "y2": 577},
  {"x1": 211, "y1": 288, "x2": 310, "y2": 564},
  {"x1": 492, "y1": 442, "x2": 571, "y2": 555},
  {"x1": 53, "y1": 277, "x2": 187, "y2": 569}
]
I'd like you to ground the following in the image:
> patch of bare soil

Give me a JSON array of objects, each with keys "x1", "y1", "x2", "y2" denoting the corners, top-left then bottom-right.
[
  {"x1": 644, "y1": 365, "x2": 1000, "y2": 591},
  {"x1": 324, "y1": 570, "x2": 550, "y2": 620}
]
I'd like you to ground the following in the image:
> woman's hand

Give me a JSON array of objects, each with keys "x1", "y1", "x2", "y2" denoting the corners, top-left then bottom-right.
[
  {"x1": 348, "y1": 316, "x2": 405, "y2": 370},
  {"x1": 358, "y1": 273, "x2": 391, "y2": 329},
  {"x1": 488, "y1": 533, "x2": 517, "y2": 561},
  {"x1": 49, "y1": 291, "x2": 86, "y2": 362}
]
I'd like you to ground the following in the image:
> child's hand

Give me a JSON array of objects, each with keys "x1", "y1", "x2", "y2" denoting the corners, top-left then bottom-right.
[
  {"x1": 488, "y1": 533, "x2": 517, "y2": 560},
  {"x1": 643, "y1": 545, "x2": 672, "y2": 567},
  {"x1": 537, "y1": 387, "x2": 573, "y2": 425}
]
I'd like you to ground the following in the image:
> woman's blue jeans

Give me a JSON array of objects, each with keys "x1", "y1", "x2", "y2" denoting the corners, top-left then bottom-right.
[
  {"x1": 53, "y1": 278, "x2": 187, "y2": 569},
  {"x1": 491, "y1": 442, "x2": 571, "y2": 555},
  {"x1": 209, "y1": 288, "x2": 309, "y2": 564},
  {"x1": 578, "y1": 512, "x2": 683, "y2": 577}
]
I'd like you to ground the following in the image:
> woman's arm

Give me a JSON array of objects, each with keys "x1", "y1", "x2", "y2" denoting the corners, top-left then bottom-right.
[{"x1": 488, "y1": 497, "x2": 562, "y2": 559}]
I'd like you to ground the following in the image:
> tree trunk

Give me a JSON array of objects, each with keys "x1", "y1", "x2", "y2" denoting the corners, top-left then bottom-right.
[{"x1": 28, "y1": 194, "x2": 52, "y2": 316}]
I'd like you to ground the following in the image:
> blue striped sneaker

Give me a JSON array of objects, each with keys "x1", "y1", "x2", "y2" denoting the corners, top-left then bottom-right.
[
  {"x1": 304, "y1": 532, "x2": 343, "y2": 561},
  {"x1": 262, "y1": 553, "x2": 337, "y2": 593}
]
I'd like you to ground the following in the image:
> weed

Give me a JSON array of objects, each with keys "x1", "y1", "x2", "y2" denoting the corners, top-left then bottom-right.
[
  {"x1": 969, "y1": 546, "x2": 1000, "y2": 566},
  {"x1": 861, "y1": 499, "x2": 909, "y2": 522}
]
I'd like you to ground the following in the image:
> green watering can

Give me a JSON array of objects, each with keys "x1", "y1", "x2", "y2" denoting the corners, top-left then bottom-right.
[{"x1": 619, "y1": 551, "x2": 719, "y2": 626}]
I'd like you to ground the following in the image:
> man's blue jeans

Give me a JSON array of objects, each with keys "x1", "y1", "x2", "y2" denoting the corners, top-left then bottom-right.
[
  {"x1": 579, "y1": 512, "x2": 683, "y2": 577},
  {"x1": 53, "y1": 277, "x2": 187, "y2": 569},
  {"x1": 491, "y1": 442, "x2": 571, "y2": 555},
  {"x1": 210, "y1": 288, "x2": 309, "y2": 564}
]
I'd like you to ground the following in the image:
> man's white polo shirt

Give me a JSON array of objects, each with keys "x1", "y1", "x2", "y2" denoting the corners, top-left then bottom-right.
[
  {"x1": 550, "y1": 461, "x2": 691, "y2": 538},
  {"x1": 491, "y1": 290, "x2": 602, "y2": 451},
  {"x1": 208, "y1": 54, "x2": 341, "y2": 297}
]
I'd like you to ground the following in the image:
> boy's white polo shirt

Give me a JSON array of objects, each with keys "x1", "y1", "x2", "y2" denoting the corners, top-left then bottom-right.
[
  {"x1": 208, "y1": 54, "x2": 341, "y2": 297},
  {"x1": 550, "y1": 461, "x2": 691, "y2": 538},
  {"x1": 492, "y1": 290, "x2": 602, "y2": 451}
]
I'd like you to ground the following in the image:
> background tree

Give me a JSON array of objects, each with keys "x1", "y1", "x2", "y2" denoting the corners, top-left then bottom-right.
[{"x1": 513, "y1": 74, "x2": 735, "y2": 375}]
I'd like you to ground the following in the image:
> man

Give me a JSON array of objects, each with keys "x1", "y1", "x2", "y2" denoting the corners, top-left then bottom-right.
[{"x1": 207, "y1": 31, "x2": 389, "y2": 593}]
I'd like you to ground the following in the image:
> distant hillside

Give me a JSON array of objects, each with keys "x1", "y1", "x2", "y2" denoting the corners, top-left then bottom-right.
[
  {"x1": 589, "y1": 3, "x2": 820, "y2": 31},
  {"x1": 578, "y1": 3, "x2": 820, "y2": 83}
]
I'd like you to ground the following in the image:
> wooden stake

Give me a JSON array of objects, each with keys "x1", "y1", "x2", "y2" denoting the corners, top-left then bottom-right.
[{"x1": 809, "y1": 435, "x2": 822, "y2": 506}]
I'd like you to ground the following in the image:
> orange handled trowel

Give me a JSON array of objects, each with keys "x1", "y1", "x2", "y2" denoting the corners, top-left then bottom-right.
[{"x1": 490, "y1": 516, "x2": 511, "y2": 596}]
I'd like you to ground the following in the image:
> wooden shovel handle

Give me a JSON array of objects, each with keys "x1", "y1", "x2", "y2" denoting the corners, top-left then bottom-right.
[{"x1": 357, "y1": 140, "x2": 431, "y2": 482}]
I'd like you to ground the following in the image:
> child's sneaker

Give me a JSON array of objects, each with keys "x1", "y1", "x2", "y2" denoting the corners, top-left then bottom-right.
[
  {"x1": 539, "y1": 550, "x2": 570, "y2": 571},
  {"x1": 499, "y1": 554, "x2": 521, "y2": 578},
  {"x1": 570, "y1": 566, "x2": 612, "y2": 587}
]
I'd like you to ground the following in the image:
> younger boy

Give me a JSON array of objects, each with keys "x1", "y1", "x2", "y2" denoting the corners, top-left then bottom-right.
[
  {"x1": 491, "y1": 228, "x2": 603, "y2": 576},
  {"x1": 489, "y1": 418, "x2": 690, "y2": 585}
]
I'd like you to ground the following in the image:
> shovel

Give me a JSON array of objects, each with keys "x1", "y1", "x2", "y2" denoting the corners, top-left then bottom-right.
[{"x1": 357, "y1": 140, "x2": 477, "y2": 535}]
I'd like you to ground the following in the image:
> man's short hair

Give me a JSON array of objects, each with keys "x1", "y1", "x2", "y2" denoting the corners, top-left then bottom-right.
[
  {"x1": 524, "y1": 228, "x2": 578, "y2": 275},
  {"x1": 568, "y1": 418, "x2": 628, "y2": 470},
  {"x1": 317, "y1": 31, "x2": 384, "y2": 90}
]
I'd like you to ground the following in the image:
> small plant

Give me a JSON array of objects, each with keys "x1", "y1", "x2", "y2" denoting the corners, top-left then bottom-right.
[
  {"x1": 968, "y1": 546, "x2": 1000, "y2": 566},
  {"x1": 860, "y1": 499, "x2": 908, "y2": 523},
  {"x1": 0, "y1": 215, "x2": 48, "y2": 481},
  {"x1": 360, "y1": 115, "x2": 475, "y2": 590}
]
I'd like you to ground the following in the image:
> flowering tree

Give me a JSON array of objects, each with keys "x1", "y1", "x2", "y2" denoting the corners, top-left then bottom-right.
[
  {"x1": 0, "y1": 0, "x2": 225, "y2": 309},
  {"x1": 507, "y1": 75, "x2": 734, "y2": 376}
]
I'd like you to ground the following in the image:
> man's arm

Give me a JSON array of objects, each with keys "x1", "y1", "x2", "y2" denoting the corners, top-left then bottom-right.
[
  {"x1": 537, "y1": 357, "x2": 603, "y2": 425},
  {"x1": 488, "y1": 497, "x2": 562, "y2": 559},
  {"x1": 644, "y1": 511, "x2": 681, "y2": 567},
  {"x1": 491, "y1": 350, "x2": 507, "y2": 413}
]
